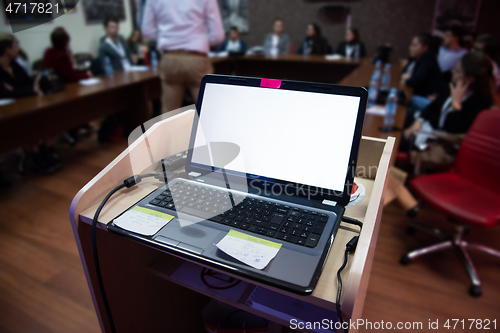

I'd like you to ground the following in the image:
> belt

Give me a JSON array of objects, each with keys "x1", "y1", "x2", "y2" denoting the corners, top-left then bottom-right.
[{"x1": 163, "y1": 50, "x2": 207, "y2": 57}]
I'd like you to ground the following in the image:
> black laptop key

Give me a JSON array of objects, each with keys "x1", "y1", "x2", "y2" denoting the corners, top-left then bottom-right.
[
  {"x1": 282, "y1": 234, "x2": 297, "y2": 243},
  {"x1": 317, "y1": 217, "x2": 328, "y2": 223},
  {"x1": 248, "y1": 225, "x2": 257, "y2": 232},
  {"x1": 292, "y1": 223, "x2": 302, "y2": 229},
  {"x1": 150, "y1": 199, "x2": 160, "y2": 205},
  {"x1": 299, "y1": 231, "x2": 309, "y2": 238},
  {"x1": 257, "y1": 228, "x2": 267, "y2": 235},
  {"x1": 288, "y1": 229, "x2": 299, "y2": 236},
  {"x1": 166, "y1": 203, "x2": 175, "y2": 209},
  {"x1": 273, "y1": 207, "x2": 289, "y2": 214},
  {"x1": 270, "y1": 213, "x2": 286, "y2": 224},
  {"x1": 157, "y1": 201, "x2": 167, "y2": 207},
  {"x1": 306, "y1": 234, "x2": 321, "y2": 248},
  {"x1": 296, "y1": 238, "x2": 306, "y2": 246},
  {"x1": 265, "y1": 230, "x2": 276, "y2": 237},
  {"x1": 230, "y1": 221, "x2": 240, "y2": 227},
  {"x1": 239, "y1": 223, "x2": 249, "y2": 230},
  {"x1": 303, "y1": 226, "x2": 313, "y2": 232},
  {"x1": 313, "y1": 222, "x2": 326, "y2": 234},
  {"x1": 305, "y1": 220, "x2": 315, "y2": 227}
]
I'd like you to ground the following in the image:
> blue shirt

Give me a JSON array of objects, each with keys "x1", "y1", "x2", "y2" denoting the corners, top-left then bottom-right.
[{"x1": 438, "y1": 46, "x2": 467, "y2": 72}]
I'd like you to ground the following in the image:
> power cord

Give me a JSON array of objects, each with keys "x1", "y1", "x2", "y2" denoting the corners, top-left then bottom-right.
[
  {"x1": 336, "y1": 216, "x2": 363, "y2": 333},
  {"x1": 91, "y1": 172, "x2": 167, "y2": 333}
]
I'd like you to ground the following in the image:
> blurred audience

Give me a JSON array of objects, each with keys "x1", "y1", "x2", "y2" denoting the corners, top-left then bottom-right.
[
  {"x1": 404, "y1": 52, "x2": 495, "y2": 141},
  {"x1": 336, "y1": 28, "x2": 367, "y2": 57},
  {"x1": 0, "y1": 34, "x2": 40, "y2": 99},
  {"x1": 472, "y1": 34, "x2": 500, "y2": 89},
  {"x1": 16, "y1": 48, "x2": 31, "y2": 76},
  {"x1": 217, "y1": 26, "x2": 247, "y2": 55},
  {"x1": 438, "y1": 26, "x2": 467, "y2": 74},
  {"x1": 99, "y1": 17, "x2": 134, "y2": 72},
  {"x1": 43, "y1": 27, "x2": 91, "y2": 82},
  {"x1": 296, "y1": 23, "x2": 331, "y2": 55},
  {"x1": 127, "y1": 28, "x2": 149, "y2": 65},
  {"x1": 142, "y1": 0, "x2": 224, "y2": 112},
  {"x1": 401, "y1": 33, "x2": 444, "y2": 125},
  {"x1": 263, "y1": 19, "x2": 290, "y2": 56}
]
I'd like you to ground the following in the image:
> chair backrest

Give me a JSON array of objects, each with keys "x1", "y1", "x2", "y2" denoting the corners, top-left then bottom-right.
[{"x1": 453, "y1": 109, "x2": 500, "y2": 194}]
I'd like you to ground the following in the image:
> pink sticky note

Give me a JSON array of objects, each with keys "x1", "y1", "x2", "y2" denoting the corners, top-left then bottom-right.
[{"x1": 260, "y1": 78, "x2": 282, "y2": 89}]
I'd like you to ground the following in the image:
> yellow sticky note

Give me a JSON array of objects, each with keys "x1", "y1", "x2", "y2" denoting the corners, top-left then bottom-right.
[{"x1": 227, "y1": 229, "x2": 282, "y2": 249}]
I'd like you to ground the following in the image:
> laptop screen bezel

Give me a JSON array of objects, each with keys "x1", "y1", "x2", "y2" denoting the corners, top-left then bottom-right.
[{"x1": 185, "y1": 74, "x2": 368, "y2": 207}]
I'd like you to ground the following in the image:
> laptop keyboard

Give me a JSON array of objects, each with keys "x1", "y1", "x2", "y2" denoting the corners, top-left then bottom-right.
[{"x1": 147, "y1": 181, "x2": 329, "y2": 248}]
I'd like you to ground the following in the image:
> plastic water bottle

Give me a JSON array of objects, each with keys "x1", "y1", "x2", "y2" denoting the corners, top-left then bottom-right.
[
  {"x1": 303, "y1": 41, "x2": 311, "y2": 59},
  {"x1": 384, "y1": 88, "x2": 398, "y2": 128},
  {"x1": 372, "y1": 59, "x2": 382, "y2": 81},
  {"x1": 368, "y1": 75, "x2": 379, "y2": 107},
  {"x1": 381, "y1": 63, "x2": 391, "y2": 91},
  {"x1": 104, "y1": 56, "x2": 113, "y2": 78},
  {"x1": 150, "y1": 51, "x2": 158, "y2": 71},
  {"x1": 354, "y1": 44, "x2": 360, "y2": 62}
]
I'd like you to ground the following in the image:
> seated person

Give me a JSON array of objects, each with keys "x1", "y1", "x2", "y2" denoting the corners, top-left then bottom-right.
[
  {"x1": 472, "y1": 34, "x2": 500, "y2": 89},
  {"x1": 217, "y1": 26, "x2": 247, "y2": 55},
  {"x1": 296, "y1": 23, "x2": 332, "y2": 55},
  {"x1": 43, "y1": 27, "x2": 91, "y2": 82},
  {"x1": 127, "y1": 28, "x2": 149, "y2": 65},
  {"x1": 263, "y1": 19, "x2": 290, "y2": 56},
  {"x1": 335, "y1": 28, "x2": 367, "y2": 58},
  {"x1": 438, "y1": 26, "x2": 467, "y2": 76},
  {"x1": 400, "y1": 33, "x2": 444, "y2": 124},
  {"x1": 404, "y1": 52, "x2": 495, "y2": 145},
  {"x1": 98, "y1": 17, "x2": 134, "y2": 72},
  {"x1": 0, "y1": 34, "x2": 40, "y2": 98}
]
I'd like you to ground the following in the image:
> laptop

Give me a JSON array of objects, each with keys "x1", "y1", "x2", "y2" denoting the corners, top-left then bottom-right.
[{"x1": 108, "y1": 74, "x2": 367, "y2": 295}]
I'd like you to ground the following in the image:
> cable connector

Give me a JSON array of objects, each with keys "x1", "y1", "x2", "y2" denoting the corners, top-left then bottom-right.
[
  {"x1": 124, "y1": 174, "x2": 142, "y2": 188},
  {"x1": 346, "y1": 236, "x2": 359, "y2": 253}
]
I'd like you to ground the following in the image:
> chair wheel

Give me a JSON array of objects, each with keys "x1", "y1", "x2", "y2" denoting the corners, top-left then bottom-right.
[
  {"x1": 406, "y1": 226, "x2": 417, "y2": 235},
  {"x1": 469, "y1": 285, "x2": 482, "y2": 297},
  {"x1": 399, "y1": 255, "x2": 411, "y2": 265}
]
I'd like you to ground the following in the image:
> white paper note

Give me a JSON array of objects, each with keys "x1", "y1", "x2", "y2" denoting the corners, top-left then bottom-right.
[
  {"x1": 79, "y1": 78, "x2": 101, "y2": 86},
  {"x1": 114, "y1": 206, "x2": 174, "y2": 236},
  {"x1": 215, "y1": 230, "x2": 282, "y2": 270},
  {"x1": 366, "y1": 105, "x2": 387, "y2": 116}
]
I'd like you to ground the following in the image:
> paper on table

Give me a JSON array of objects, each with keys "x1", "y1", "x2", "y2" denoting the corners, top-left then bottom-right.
[
  {"x1": 366, "y1": 105, "x2": 387, "y2": 116},
  {"x1": 114, "y1": 206, "x2": 174, "y2": 236},
  {"x1": 128, "y1": 65, "x2": 150, "y2": 72},
  {"x1": 325, "y1": 54, "x2": 343, "y2": 60},
  {"x1": 215, "y1": 229, "x2": 282, "y2": 270},
  {"x1": 79, "y1": 78, "x2": 101, "y2": 86}
]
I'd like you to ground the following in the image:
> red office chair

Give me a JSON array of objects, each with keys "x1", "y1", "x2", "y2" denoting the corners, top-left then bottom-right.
[{"x1": 400, "y1": 109, "x2": 500, "y2": 297}]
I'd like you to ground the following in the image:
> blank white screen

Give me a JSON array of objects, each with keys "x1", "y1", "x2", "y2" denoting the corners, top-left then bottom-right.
[{"x1": 193, "y1": 83, "x2": 360, "y2": 192}]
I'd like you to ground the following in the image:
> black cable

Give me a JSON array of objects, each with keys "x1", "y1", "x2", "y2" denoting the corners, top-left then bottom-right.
[
  {"x1": 336, "y1": 236, "x2": 359, "y2": 333},
  {"x1": 91, "y1": 172, "x2": 163, "y2": 333},
  {"x1": 92, "y1": 183, "x2": 125, "y2": 333},
  {"x1": 341, "y1": 216, "x2": 363, "y2": 230}
]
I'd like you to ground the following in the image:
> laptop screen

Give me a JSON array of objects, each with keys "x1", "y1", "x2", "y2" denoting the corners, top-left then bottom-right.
[{"x1": 192, "y1": 82, "x2": 361, "y2": 193}]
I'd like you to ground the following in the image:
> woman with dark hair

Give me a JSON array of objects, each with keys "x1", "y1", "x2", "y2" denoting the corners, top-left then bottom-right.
[
  {"x1": 42, "y1": 27, "x2": 91, "y2": 82},
  {"x1": 405, "y1": 52, "x2": 495, "y2": 138},
  {"x1": 127, "y1": 28, "x2": 149, "y2": 65},
  {"x1": 297, "y1": 23, "x2": 331, "y2": 55},
  {"x1": 336, "y1": 28, "x2": 367, "y2": 57}
]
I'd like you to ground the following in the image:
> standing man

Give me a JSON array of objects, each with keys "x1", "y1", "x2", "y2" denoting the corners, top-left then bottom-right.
[{"x1": 142, "y1": 0, "x2": 224, "y2": 113}]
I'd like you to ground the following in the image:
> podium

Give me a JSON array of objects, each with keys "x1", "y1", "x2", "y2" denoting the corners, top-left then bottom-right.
[{"x1": 70, "y1": 109, "x2": 394, "y2": 332}]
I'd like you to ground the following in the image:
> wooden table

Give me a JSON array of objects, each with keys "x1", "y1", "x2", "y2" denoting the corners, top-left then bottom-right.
[
  {"x1": 0, "y1": 70, "x2": 161, "y2": 154},
  {"x1": 1, "y1": 56, "x2": 404, "y2": 155}
]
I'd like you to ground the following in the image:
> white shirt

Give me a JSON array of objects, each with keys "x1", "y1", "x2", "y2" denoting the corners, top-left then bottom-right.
[
  {"x1": 105, "y1": 37, "x2": 131, "y2": 71},
  {"x1": 438, "y1": 46, "x2": 467, "y2": 72},
  {"x1": 345, "y1": 44, "x2": 354, "y2": 57},
  {"x1": 226, "y1": 39, "x2": 241, "y2": 53},
  {"x1": 270, "y1": 35, "x2": 279, "y2": 56},
  {"x1": 142, "y1": 0, "x2": 224, "y2": 54}
]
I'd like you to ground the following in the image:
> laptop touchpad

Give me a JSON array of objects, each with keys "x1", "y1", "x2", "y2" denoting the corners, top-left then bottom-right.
[{"x1": 155, "y1": 218, "x2": 222, "y2": 250}]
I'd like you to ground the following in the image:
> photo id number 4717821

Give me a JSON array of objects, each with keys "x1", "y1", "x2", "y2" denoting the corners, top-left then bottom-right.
[{"x1": 5, "y1": 2, "x2": 59, "y2": 14}]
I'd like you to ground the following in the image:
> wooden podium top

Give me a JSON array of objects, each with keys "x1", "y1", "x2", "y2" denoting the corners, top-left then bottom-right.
[{"x1": 70, "y1": 108, "x2": 394, "y2": 332}]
